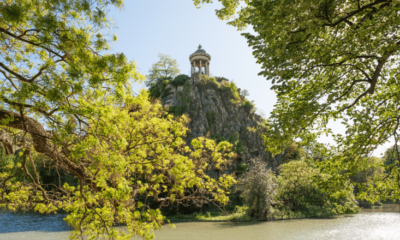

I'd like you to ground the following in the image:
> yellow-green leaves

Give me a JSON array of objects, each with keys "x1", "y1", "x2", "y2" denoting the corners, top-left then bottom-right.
[
  {"x1": 1, "y1": 1, "x2": 237, "y2": 239},
  {"x1": 1, "y1": 89, "x2": 236, "y2": 240}
]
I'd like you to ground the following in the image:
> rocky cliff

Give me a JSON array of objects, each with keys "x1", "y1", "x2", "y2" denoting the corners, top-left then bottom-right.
[{"x1": 158, "y1": 73, "x2": 282, "y2": 174}]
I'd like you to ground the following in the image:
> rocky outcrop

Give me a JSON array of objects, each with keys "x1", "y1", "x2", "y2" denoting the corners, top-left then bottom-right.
[{"x1": 161, "y1": 73, "x2": 282, "y2": 174}]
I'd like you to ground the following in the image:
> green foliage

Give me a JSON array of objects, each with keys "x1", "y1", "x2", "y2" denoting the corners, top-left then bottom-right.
[
  {"x1": 281, "y1": 142, "x2": 305, "y2": 164},
  {"x1": 197, "y1": 75, "x2": 221, "y2": 91},
  {"x1": 277, "y1": 161, "x2": 359, "y2": 216},
  {"x1": 145, "y1": 53, "x2": 180, "y2": 87},
  {"x1": 195, "y1": 0, "x2": 400, "y2": 201},
  {"x1": 236, "y1": 163, "x2": 248, "y2": 172},
  {"x1": 215, "y1": 77, "x2": 229, "y2": 83},
  {"x1": 242, "y1": 99, "x2": 255, "y2": 113},
  {"x1": 148, "y1": 77, "x2": 172, "y2": 100},
  {"x1": 212, "y1": 132, "x2": 247, "y2": 156},
  {"x1": 228, "y1": 132, "x2": 248, "y2": 156},
  {"x1": 150, "y1": 75, "x2": 191, "y2": 117},
  {"x1": 0, "y1": 2, "x2": 237, "y2": 240},
  {"x1": 171, "y1": 74, "x2": 190, "y2": 87},
  {"x1": 175, "y1": 80, "x2": 192, "y2": 116},
  {"x1": 196, "y1": 76, "x2": 242, "y2": 105},
  {"x1": 256, "y1": 119, "x2": 270, "y2": 135},
  {"x1": 239, "y1": 157, "x2": 278, "y2": 219},
  {"x1": 352, "y1": 157, "x2": 384, "y2": 188},
  {"x1": 212, "y1": 133, "x2": 227, "y2": 143},
  {"x1": 219, "y1": 80, "x2": 241, "y2": 104},
  {"x1": 0, "y1": 148, "x2": 22, "y2": 183},
  {"x1": 383, "y1": 145, "x2": 400, "y2": 170},
  {"x1": 207, "y1": 110, "x2": 216, "y2": 130},
  {"x1": 355, "y1": 155, "x2": 396, "y2": 204},
  {"x1": 168, "y1": 105, "x2": 184, "y2": 117}
]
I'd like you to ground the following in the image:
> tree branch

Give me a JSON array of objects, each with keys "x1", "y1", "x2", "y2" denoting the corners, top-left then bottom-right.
[
  {"x1": 368, "y1": 41, "x2": 399, "y2": 94},
  {"x1": 0, "y1": 110, "x2": 100, "y2": 192},
  {"x1": 0, "y1": 27, "x2": 66, "y2": 61},
  {"x1": 322, "y1": 0, "x2": 390, "y2": 27}
]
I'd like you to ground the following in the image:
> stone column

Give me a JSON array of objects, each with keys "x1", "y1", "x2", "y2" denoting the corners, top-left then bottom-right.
[
  {"x1": 191, "y1": 61, "x2": 194, "y2": 74},
  {"x1": 206, "y1": 62, "x2": 209, "y2": 76},
  {"x1": 199, "y1": 59, "x2": 202, "y2": 75}
]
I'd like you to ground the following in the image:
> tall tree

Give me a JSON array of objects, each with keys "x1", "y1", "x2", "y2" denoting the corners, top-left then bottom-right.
[
  {"x1": 194, "y1": 0, "x2": 400, "y2": 199},
  {"x1": 0, "y1": 1, "x2": 236, "y2": 239},
  {"x1": 145, "y1": 53, "x2": 180, "y2": 87}
]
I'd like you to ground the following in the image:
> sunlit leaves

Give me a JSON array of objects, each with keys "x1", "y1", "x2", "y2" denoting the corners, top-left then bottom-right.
[
  {"x1": 195, "y1": 0, "x2": 400, "y2": 201},
  {"x1": 1, "y1": 1, "x2": 236, "y2": 240}
]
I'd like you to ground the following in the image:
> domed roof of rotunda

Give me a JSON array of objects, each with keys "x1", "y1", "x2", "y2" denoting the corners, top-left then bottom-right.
[{"x1": 189, "y1": 45, "x2": 211, "y2": 61}]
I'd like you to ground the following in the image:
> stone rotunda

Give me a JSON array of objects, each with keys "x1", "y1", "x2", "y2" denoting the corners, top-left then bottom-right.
[{"x1": 190, "y1": 45, "x2": 211, "y2": 76}]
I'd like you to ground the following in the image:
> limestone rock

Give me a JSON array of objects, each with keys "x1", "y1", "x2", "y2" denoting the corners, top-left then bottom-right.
[{"x1": 162, "y1": 73, "x2": 282, "y2": 173}]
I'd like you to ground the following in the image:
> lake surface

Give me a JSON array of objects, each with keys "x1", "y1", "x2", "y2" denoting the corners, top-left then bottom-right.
[{"x1": 1, "y1": 205, "x2": 400, "y2": 240}]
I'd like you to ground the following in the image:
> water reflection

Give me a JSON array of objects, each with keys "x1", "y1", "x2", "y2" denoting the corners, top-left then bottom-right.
[
  {"x1": 152, "y1": 212, "x2": 400, "y2": 240},
  {"x1": 0, "y1": 209, "x2": 71, "y2": 233},
  {"x1": 1, "y1": 205, "x2": 400, "y2": 240},
  {"x1": 362, "y1": 203, "x2": 400, "y2": 213}
]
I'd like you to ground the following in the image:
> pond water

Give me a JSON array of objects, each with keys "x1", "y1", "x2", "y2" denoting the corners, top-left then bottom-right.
[{"x1": 1, "y1": 205, "x2": 400, "y2": 240}]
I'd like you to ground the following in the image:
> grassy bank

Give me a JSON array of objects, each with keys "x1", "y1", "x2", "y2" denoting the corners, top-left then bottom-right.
[{"x1": 165, "y1": 205, "x2": 360, "y2": 222}]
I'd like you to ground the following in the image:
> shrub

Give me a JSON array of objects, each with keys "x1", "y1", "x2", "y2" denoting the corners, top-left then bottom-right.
[
  {"x1": 277, "y1": 160, "x2": 359, "y2": 216},
  {"x1": 199, "y1": 75, "x2": 220, "y2": 87},
  {"x1": 228, "y1": 132, "x2": 248, "y2": 155},
  {"x1": 171, "y1": 74, "x2": 190, "y2": 87},
  {"x1": 148, "y1": 77, "x2": 172, "y2": 99},
  {"x1": 242, "y1": 99, "x2": 255, "y2": 113},
  {"x1": 212, "y1": 133, "x2": 227, "y2": 143},
  {"x1": 168, "y1": 106, "x2": 184, "y2": 116},
  {"x1": 238, "y1": 157, "x2": 278, "y2": 219},
  {"x1": 195, "y1": 75, "x2": 221, "y2": 94},
  {"x1": 219, "y1": 81, "x2": 240, "y2": 104},
  {"x1": 215, "y1": 77, "x2": 229, "y2": 83},
  {"x1": 237, "y1": 163, "x2": 248, "y2": 172}
]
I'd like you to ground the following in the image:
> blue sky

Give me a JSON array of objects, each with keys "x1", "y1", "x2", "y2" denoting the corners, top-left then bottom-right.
[
  {"x1": 107, "y1": 0, "x2": 388, "y2": 157},
  {"x1": 108, "y1": 0, "x2": 275, "y2": 116}
]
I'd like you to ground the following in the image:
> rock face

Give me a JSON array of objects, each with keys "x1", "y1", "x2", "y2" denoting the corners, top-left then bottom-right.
[{"x1": 161, "y1": 73, "x2": 282, "y2": 174}]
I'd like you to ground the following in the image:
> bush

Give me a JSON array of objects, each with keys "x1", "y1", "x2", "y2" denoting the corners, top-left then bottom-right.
[
  {"x1": 236, "y1": 163, "x2": 248, "y2": 172},
  {"x1": 242, "y1": 99, "x2": 255, "y2": 113},
  {"x1": 212, "y1": 133, "x2": 227, "y2": 143},
  {"x1": 219, "y1": 81, "x2": 240, "y2": 103},
  {"x1": 197, "y1": 75, "x2": 220, "y2": 90},
  {"x1": 215, "y1": 77, "x2": 229, "y2": 83},
  {"x1": 228, "y1": 132, "x2": 248, "y2": 155},
  {"x1": 148, "y1": 77, "x2": 172, "y2": 99},
  {"x1": 171, "y1": 74, "x2": 190, "y2": 87},
  {"x1": 277, "y1": 160, "x2": 359, "y2": 216},
  {"x1": 238, "y1": 157, "x2": 278, "y2": 219},
  {"x1": 168, "y1": 106, "x2": 184, "y2": 116}
]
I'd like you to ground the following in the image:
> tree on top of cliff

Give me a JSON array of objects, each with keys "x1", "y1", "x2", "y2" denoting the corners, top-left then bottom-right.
[
  {"x1": 146, "y1": 53, "x2": 180, "y2": 87},
  {"x1": 194, "y1": 0, "x2": 400, "y2": 201}
]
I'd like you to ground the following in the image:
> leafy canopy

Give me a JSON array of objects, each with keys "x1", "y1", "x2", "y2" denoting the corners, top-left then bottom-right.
[
  {"x1": 145, "y1": 53, "x2": 180, "y2": 87},
  {"x1": 0, "y1": 1, "x2": 236, "y2": 239},
  {"x1": 194, "y1": 0, "x2": 400, "y2": 200},
  {"x1": 277, "y1": 160, "x2": 358, "y2": 216}
]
